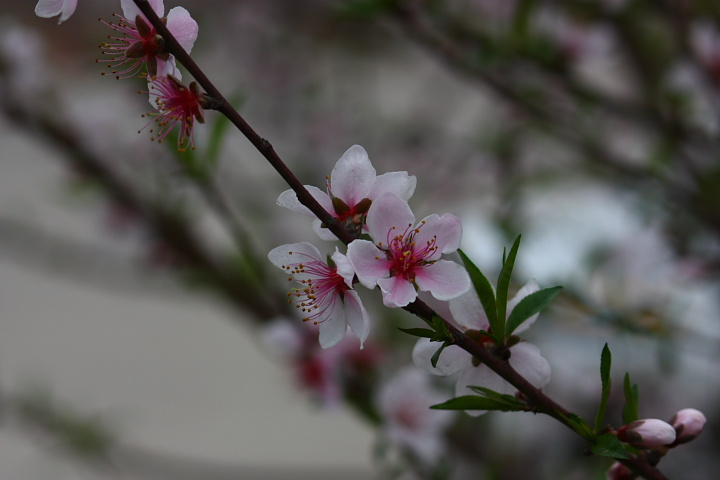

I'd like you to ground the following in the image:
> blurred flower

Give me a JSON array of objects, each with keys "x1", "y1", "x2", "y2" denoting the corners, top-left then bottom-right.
[
  {"x1": 277, "y1": 145, "x2": 416, "y2": 240},
  {"x1": 412, "y1": 279, "x2": 551, "y2": 416},
  {"x1": 670, "y1": 408, "x2": 706, "y2": 445},
  {"x1": 268, "y1": 242, "x2": 369, "y2": 349},
  {"x1": 142, "y1": 75, "x2": 205, "y2": 151},
  {"x1": 606, "y1": 461, "x2": 635, "y2": 480},
  {"x1": 347, "y1": 193, "x2": 470, "y2": 308},
  {"x1": 616, "y1": 419, "x2": 676, "y2": 449},
  {"x1": 34, "y1": 0, "x2": 77, "y2": 24},
  {"x1": 262, "y1": 319, "x2": 383, "y2": 407},
  {"x1": 376, "y1": 367, "x2": 454, "y2": 463},
  {"x1": 99, "y1": 0, "x2": 198, "y2": 79}
]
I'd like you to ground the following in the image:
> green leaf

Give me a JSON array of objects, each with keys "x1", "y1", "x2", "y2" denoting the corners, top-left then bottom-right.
[
  {"x1": 595, "y1": 343, "x2": 612, "y2": 432},
  {"x1": 622, "y1": 373, "x2": 640, "y2": 424},
  {"x1": 557, "y1": 412, "x2": 595, "y2": 441},
  {"x1": 591, "y1": 433, "x2": 629, "y2": 459},
  {"x1": 397, "y1": 327, "x2": 437, "y2": 339},
  {"x1": 458, "y1": 249, "x2": 499, "y2": 341},
  {"x1": 467, "y1": 386, "x2": 528, "y2": 409},
  {"x1": 430, "y1": 342, "x2": 450, "y2": 368},
  {"x1": 496, "y1": 235, "x2": 522, "y2": 339},
  {"x1": 504, "y1": 286, "x2": 563, "y2": 337},
  {"x1": 431, "y1": 395, "x2": 527, "y2": 412}
]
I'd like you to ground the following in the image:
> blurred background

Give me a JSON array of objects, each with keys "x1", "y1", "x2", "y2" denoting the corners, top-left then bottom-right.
[{"x1": 1, "y1": 0, "x2": 719, "y2": 478}]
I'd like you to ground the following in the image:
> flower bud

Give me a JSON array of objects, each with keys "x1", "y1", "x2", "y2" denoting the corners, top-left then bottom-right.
[
  {"x1": 606, "y1": 461, "x2": 636, "y2": 480},
  {"x1": 670, "y1": 408, "x2": 706, "y2": 445},
  {"x1": 616, "y1": 419, "x2": 676, "y2": 449}
]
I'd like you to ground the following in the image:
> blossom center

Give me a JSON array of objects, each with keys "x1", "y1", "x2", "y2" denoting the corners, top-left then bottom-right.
[
  {"x1": 378, "y1": 221, "x2": 438, "y2": 282},
  {"x1": 280, "y1": 251, "x2": 349, "y2": 325}
]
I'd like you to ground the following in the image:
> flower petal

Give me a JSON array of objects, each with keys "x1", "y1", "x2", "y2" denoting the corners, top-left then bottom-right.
[
  {"x1": 329, "y1": 145, "x2": 376, "y2": 207},
  {"x1": 268, "y1": 242, "x2": 322, "y2": 282},
  {"x1": 378, "y1": 275, "x2": 417, "y2": 307},
  {"x1": 166, "y1": 7, "x2": 198, "y2": 53},
  {"x1": 347, "y1": 239, "x2": 391, "y2": 289},
  {"x1": 318, "y1": 305, "x2": 348, "y2": 349},
  {"x1": 331, "y1": 248, "x2": 356, "y2": 288},
  {"x1": 368, "y1": 171, "x2": 416, "y2": 202},
  {"x1": 508, "y1": 342, "x2": 551, "y2": 389},
  {"x1": 35, "y1": 0, "x2": 77, "y2": 23},
  {"x1": 365, "y1": 193, "x2": 415, "y2": 245},
  {"x1": 342, "y1": 290, "x2": 370, "y2": 347},
  {"x1": 121, "y1": 0, "x2": 164, "y2": 22},
  {"x1": 277, "y1": 186, "x2": 332, "y2": 218},
  {"x1": 412, "y1": 338, "x2": 470, "y2": 376},
  {"x1": 449, "y1": 288, "x2": 490, "y2": 331},
  {"x1": 415, "y1": 213, "x2": 463, "y2": 258},
  {"x1": 415, "y1": 260, "x2": 471, "y2": 301},
  {"x1": 507, "y1": 278, "x2": 540, "y2": 333}
]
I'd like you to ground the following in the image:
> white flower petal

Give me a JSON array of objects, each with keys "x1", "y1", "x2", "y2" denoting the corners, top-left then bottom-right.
[
  {"x1": 318, "y1": 306, "x2": 348, "y2": 349},
  {"x1": 449, "y1": 288, "x2": 490, "y2": 331},
  {"x1": 369, "y1": 171, "x2": 416, "y2": 201},
  {"x1": 343, "y1": 290, "x2": 370, "y2": 347},
  {"x1": 508, "y1": 278, "x2": 540, "y2": 333},
  {"x1": 346, "y1": 239, "x2": 390, "y2": 289},
  {"x1": 412, "y1": 338, "x2": 470, "y2": 376},
  {"x1": 122, "y1": 0, "x2": 164, "y2": 22},
  {"x1": 365, "y1": 193, "x2": 415, "y2": 245},
  {"x1": 35, "y1": 0, "x2": 77, "y2": 23},
  {"x1": 166, "y1": 7, "x2": 198, "y2": 53},
  {"x1": 277, "y1": 186, "x2": 331, "y2": 217},
  {"x1": 415, "y1": 260, "x2": 471, "y2": 301},
  {"x1": 378, "y1": 275, "x2": 417, "y2": 307},
  {"x1": 329, "y1": 145, "x2": 376, "y2": 207},
  {"x1": 268, "y1": 242, "x2": 322, "y2": 282},
  {"x1": 508, "y1": 342, "x2": 551, "y2": 389},
  {"x1": 331, "y1": 249, "x2": 356, "y2": 288},
  {"x1": 415, "y1": 213, "x2": 464, "y2": 258}
]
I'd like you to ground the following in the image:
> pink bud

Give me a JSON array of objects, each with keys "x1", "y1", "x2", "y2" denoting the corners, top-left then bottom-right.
[
  {"x1": 617, "y1": 419, "x2": 676, "y2": 449},
  {"x1": 670, "y1": 408, "x2": 707, "y2": 445},
  {"x1": 606, "y1": 461, "x2": 636, "y2": 480}
]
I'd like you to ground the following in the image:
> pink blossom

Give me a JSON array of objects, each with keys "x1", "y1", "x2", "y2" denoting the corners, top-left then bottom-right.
[
  {"x1": 277, "y1": 145, "x2": 416, "y2": 240},
  {"x1": 606, "y1": 462, "x2": 635, "y2": 480},
  {"x1": 35, "y1": 0, "x2": 77, "y2": 24},
  {"x1": 617, "y1": 419, "x2": 677, "y2": 449},
  {"x1": 141, "y1": 75, "x2": 205, "y2": 151},
  {"x1": 262, "y1": 319, "x2": 384, "y2": 407},
  {"x1": 268, "y1": 242, "x2": 370, "y2": 349},
  {"x1": 670, "y1": 408, "x2": 707, "y2": 445},
  {"x1": 98, "y1": 0, "x2": 198, "y2": 79},
  {"x1": 412, "y1": 279, "x2": 550, "y2": 416},
  {"x1": 346, "y1": 193, "x2": 470, "y2": 308},
  {"x1": 376, "y1": 367, "x2": 454, "y2": 462}
]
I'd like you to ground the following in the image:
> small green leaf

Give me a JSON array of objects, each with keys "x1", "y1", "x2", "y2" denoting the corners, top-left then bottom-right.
[
  {"x1": 505, "y1": 286, "x2": 562, "y2": 337},
  {"x1": 430, "y1": 342, "x2": 450, "y2": 368},
  {"x1": 431, "y1": 395, "x2": 527, "y2": 412},
  {"x1": 397, "y1": 327, "x2": 437, "y2": 339},
  {"x1": 595, "y1": 343, "x2": 612, "y2": 432},
  {"x1": 622, "y1": 373, "x2": 640, "y2": 424},
  {"x1": 496, "y1": 235, "x2": 522, "y2": 338},
  {"x1": 557, "y1": 412, "x2": 595, "y2": 441},
  {"x1": 458, "y1": 249, "x2": 499, "y2": 341},
  {"x1": 467, "y1": 386, "x2": 528, "y2": 409},
  {"x1": 591, "y1": 433, "x2": 629, "y2": 459}
]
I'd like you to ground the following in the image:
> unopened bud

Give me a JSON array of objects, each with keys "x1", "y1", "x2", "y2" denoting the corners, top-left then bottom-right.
[
  {"x1": 606, "y1": 461, "x2": 636, "y2": 480},
  {"x1": 616, "y1": 419, "x2": 676, "y2": 449},
  {"x1": 670, "y1": 408, "x2": 706, "y2": 445}
]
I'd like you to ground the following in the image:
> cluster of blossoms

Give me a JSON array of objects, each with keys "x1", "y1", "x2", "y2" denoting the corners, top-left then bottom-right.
[
  {"x1": 270, "y1": 145, "x2": 471, "y2": 348},
  {"x1": 36, "y1": 0, "x2": 205, "y2": 151}
]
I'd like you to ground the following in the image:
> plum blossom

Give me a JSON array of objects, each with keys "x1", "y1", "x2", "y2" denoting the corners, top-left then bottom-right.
[
  {"x1": 262, "y1": 319, "x2": 383, "y2": 407},
  {"x1": 376, "y1": 367, "x2": 454, "y2": 462},
  {"x1": 670, "y1": 408, "x2": 706, "y2": 445},
  {"x1": 99, "y1": 0, "x2": 198, "y2": 79},
  {"x1": 605, "y1": 462, "x2": 635, "y2": 480},
  {"x1": 268, "y1": 242, "x2": 370, "y2": 349},
  {"x1": 142, "y1": 75, "x2": 206, "y2": 151},
  {"x1": 35, "y1": 0, "x2": 77, "y2": 24},
  {"x1": 616, "y1": 419, "x2": 676, "y2": 449},
  {"x1": 346, "y1": 192, "x2": 470, "y2": 308},
  {"x1": 277, "y1": 145, "x2": 416, "y2": 240},
  {"x1": 412, "y1": 279, "x2": 551, "y2": 415}
]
